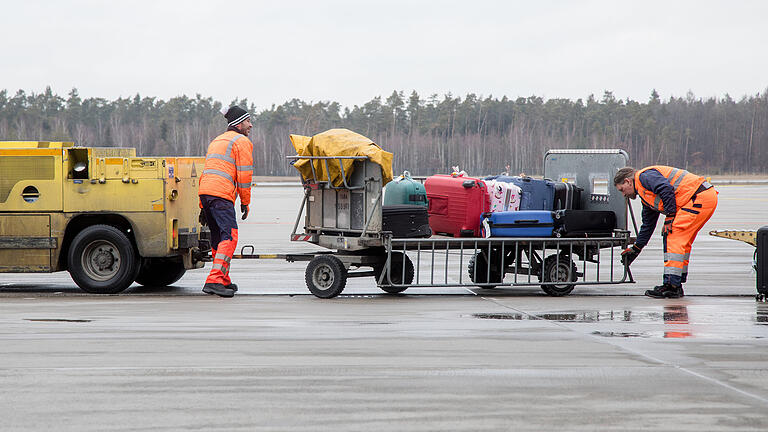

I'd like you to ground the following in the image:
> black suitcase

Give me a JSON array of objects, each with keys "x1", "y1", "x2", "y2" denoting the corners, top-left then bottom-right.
[
  {"x1": 553, "y1": 210, "x2": 616, "y2": 237},
  {"x1": 758, "y1": 226, "x2": 768, "y2": 295},
  {"x1": 383, "y1": 205, "x2": 432, "y2": 238},
  {"x1": 553, "y1": 182, "x2": 582, "y2": 210}
]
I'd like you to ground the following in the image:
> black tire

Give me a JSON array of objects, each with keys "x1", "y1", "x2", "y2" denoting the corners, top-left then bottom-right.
[
  {"x1": 540, "y1": 254, "x2": 578, "y2": 296},
  {"x1": 67, "y1": 224, "x2": 140, "y2": 294},
  {"x1": 375, "y1": 252, "x2": 414, "y2": 294},
  {"x1": 305, "y1": 255, "x2": 348, "y2": 299},
  {"x1": 135, "y1": 257, "x2": 186, "y2": 287},
  {"x1": 468, "y1": 251, "x2": 504, "y2": 288}
]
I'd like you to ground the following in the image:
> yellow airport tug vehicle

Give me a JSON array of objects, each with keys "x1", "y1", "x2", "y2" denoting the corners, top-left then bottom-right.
[
  {"x1": 710, "y1": 229, "x2": 768, "y2": 301},
  {"x1": 0, "y1": 141, "x2": 207, "y2": 293}
]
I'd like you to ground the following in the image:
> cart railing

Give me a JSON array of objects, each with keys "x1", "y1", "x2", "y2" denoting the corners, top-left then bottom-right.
[
  {"x1": 287, "y1": 155, "x2": 370, "y2": 190},
  {"x1": 378, "y1": 233, "x2": 633, "y2": 289},
  {"x1": 287, "y1": 155, "x2": 387, "y2": 248}
]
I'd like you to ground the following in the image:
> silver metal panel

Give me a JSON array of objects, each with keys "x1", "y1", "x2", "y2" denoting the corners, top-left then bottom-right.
[
  {"x1": 307, "y1": 189, "x2": 322, "y2": 228},
  {"x1": 322, "y1": 189, "x2": 337, "y2": 228},
  {"x1": 336, "y1": 189, "x2": 351, "y2": 229},
  {"x1": 350, "y1": 191, "x2": 364, "y2": 230},
  {"x1": 361, "y1": 161, "x2": 383, "y2": 233},
  {"x1": 544, "y1": 149, "x2": 629, "y2": 230}
]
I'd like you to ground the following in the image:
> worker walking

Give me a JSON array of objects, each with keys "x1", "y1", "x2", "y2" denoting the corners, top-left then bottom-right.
[
  {"x1": 614, "y1": 166, "x2": 717, "y2": 298},
  {"x1": 198, "y1": 105, "x2": 254, "y2": 298}
]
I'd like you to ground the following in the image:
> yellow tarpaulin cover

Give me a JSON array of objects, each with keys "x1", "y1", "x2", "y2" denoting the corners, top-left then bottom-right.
[{"x1": 290, "y1": 128, "x2": 394, "y2": 186}]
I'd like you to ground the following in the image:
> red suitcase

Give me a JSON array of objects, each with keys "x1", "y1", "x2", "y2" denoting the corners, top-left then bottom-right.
[{"x1": 425, "y1": 175, "x2": 490, "y2": 237}]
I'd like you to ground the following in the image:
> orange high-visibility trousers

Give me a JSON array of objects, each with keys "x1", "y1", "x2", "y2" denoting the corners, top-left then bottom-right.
[
  {"x1": 206, "y1": 229, "x2": 238, "y2": 286},
  {"x1": 663, "y1": 187, "x2": 718, "y2": 286},
  {"x1": 200, "y1": 194, "x2": 239, "y2": 287}
]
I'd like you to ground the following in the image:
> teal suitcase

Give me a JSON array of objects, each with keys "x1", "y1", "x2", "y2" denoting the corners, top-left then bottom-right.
[{"x1": 384, "y1": 171, "x2": 428, "y2": 207}]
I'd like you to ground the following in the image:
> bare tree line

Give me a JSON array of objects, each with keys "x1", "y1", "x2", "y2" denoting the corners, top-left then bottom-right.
[{"x1": 1, "y1": 87, "x2": 766, "y2": 176}]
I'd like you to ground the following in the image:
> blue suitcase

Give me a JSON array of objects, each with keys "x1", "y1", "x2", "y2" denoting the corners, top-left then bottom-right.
[
  {"x1": 485, "y1": 175, "x2": 556, "y2": 210},
  {"x1": 482, "y1": 210, "x2": 555, "y2": 237}
]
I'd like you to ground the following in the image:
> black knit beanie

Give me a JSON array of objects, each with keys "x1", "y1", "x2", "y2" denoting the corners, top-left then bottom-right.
[{"x1": 221, "y1": 105, "x2": 250, "y2": 127}]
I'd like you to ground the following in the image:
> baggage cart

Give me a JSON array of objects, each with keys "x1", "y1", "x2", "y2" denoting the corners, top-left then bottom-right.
[{"x1": 234, "y1": 150, "x2": 636, "y2": 298}]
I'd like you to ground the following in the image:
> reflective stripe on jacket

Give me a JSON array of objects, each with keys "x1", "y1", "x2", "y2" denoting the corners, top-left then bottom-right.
[
  {"x1": 199, "y1": 131, "x2": 254, "y2": 205},
  {"x1": 634, "y1": 165, "x2": 705, "y2": 215}
]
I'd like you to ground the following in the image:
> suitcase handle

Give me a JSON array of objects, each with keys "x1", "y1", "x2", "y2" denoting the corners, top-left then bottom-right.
[
  {"x1": 487, "y1": 219, "x2": 552, "y2": 227},
  {"x1": 489, "y1": 222, "x2": 555, "y2": 228}
]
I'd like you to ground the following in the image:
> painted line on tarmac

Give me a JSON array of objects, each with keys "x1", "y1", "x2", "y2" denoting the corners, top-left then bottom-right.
[{"x1": 479, "y1": 296, "x2": 768, "y2": 407}]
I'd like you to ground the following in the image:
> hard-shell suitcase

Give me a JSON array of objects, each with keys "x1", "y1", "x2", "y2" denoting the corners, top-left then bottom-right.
[
  {"x1": 485, "y1": 175, "x2": 556, "y2": 211},
  {"x1": 384, "y1": 170, "x2": 428, "y2": 207},
  {"x1": 553, "y1": 182, "x2": 583, "y2": 210},
  {"x1": 425, "y1": 175, "x2": 489, "y2": 237},
  {"x1": 553, "y1": 210, "x2": 616, "y2": 237},
  {"x1": 382, "y1": 205, "x2": 432, "y2": 238},
  {"x1": 758, "y1": 226, "x2": 768, "y2": 295},
  {"x1": 486, "y1": 180, "x2": 522, "y2": 213},
  {"x1": 481, "y1": 210, "x2": 555, "y2": 238}
]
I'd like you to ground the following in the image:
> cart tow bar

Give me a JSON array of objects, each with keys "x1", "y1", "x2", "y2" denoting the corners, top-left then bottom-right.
[{"x1": 232, "y1": 245, "x2": 320, "y2": 263}]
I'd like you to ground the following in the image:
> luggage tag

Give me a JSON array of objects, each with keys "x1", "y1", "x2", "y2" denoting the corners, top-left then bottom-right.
[
  {"x1": 482, "y1": 218, "x2": 492, "y2": 238},
  {"x1": 451, "y1": 165, "x2": 467, "y2": 177}
]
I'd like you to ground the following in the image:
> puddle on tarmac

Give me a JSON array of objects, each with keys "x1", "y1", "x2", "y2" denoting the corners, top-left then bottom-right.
[
  {"x1": 471, "y1": 305, "x2": 768, "y2": 339},
  {"x1": 591, "y1": 331, "x2": 651, "y2": 338},
  {"x1": 473, "y1": 305, "x2": 768, "y2": 325},
  {"x1": 470, "y1": 310, "x2": 658, "y2": 323}
]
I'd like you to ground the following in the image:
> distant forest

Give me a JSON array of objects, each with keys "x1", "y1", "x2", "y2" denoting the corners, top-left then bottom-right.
[{"x1": 1, "y1": 87, "x2": 766, "y2": 176}]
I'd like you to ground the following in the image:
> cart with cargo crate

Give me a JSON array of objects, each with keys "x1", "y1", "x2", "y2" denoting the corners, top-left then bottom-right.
[{"x1": 235, "y1": 150, "x2": 637, "y2": 298}]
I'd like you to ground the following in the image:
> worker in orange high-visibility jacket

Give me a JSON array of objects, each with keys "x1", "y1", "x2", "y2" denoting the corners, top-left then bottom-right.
[
  {"x1": 198, "y1": 105, "x2": 254, "y2": 298},
  {"x1": 614, "y1": 166, "x2": 717, "y2": 299}
]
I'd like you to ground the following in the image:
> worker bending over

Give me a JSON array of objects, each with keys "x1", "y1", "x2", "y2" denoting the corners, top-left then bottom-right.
[
  {"x1": 198, "y1": 105, "x2": 254, "y2": 298},
  {"x1": 614, "y1": 166, "x2": 717, "y2": 298}
]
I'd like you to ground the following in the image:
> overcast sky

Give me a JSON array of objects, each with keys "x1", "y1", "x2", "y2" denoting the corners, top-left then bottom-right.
[{"x1": 1, "y1": 0, "x2": 766, "y2": 109}]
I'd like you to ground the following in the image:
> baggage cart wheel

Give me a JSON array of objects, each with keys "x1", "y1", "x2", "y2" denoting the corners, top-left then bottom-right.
[
  {"x1": 540, "y1": 254, "x2": 577, "y2": 296},
  {"x1": 375, "y1": 252, "x2": 414, "y2": 294},
  {"x1": 305, "y1": 255, "x2": 348, "y2": 299},
  {"x1": 468, "y1": 250, "x2": 507, "y2": 288}
]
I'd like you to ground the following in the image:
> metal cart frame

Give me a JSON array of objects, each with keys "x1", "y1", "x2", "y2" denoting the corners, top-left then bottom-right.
[{"x1": 230, "y1": 151, "x2": 636, "y2": 298}]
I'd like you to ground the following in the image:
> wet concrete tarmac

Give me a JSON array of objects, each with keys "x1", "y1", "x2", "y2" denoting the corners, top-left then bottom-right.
[
  {"x1": 2, "y1": 295, "x2": 768, "y2": 430},
  {"x1": 1, "y1": 184, "x2": 767, "y2": 430}
]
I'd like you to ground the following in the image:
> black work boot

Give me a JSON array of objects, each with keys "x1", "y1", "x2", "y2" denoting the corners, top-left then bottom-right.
[
  {"x1": 203, "y1": 283, "x2": 235, "y2": 298},
  {"x1": 645, "y1": 283, "x2": 684, "y2": 299},
  {"x1": 226, "y1": 283, "x2": 238, "y2": 292},
  {"x1": 645, "y1": 285, "x2": 666, "y2": 298}
]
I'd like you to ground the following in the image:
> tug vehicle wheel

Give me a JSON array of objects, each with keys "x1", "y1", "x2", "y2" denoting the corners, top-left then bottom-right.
[
  {"x1": 68, "y1": 224, "x2": 140, "y2": 294},
  {"x1": 135, "y1": 258, "x2": 186, "y2": 287}
]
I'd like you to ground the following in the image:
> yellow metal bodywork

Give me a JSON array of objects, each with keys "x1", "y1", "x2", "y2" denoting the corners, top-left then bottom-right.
[
  {"x1": 0, "y1": 141, "x2": 205, "y2": 273},
  {"x1": 0, "y1": 215, "x2": 52, "y2": 272},
  {"x1": 709, "y1": 230, "x2": 758, "y2": 247}
]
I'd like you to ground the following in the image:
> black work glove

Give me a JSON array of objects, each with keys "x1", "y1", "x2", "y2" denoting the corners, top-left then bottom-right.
[
  {"x1": 198, "y1": 209, "x2": 207, "y2": 227},
  {"x1": 241, "y1": 204, "x2": 249, "y2": 220},
  {"x1": 662, "y1": 215, "x2": 674, "y2": 236},
  {"x1": 621, "y1": 244, "x2": 642, "y2": 266}
]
